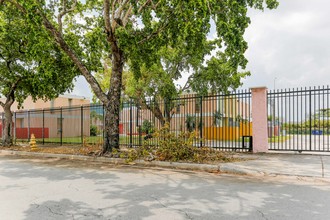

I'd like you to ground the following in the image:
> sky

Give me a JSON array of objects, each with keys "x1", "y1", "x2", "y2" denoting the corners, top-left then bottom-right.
[{"x1": 69, "y1": 0, "x2": 330, "y2": 99}]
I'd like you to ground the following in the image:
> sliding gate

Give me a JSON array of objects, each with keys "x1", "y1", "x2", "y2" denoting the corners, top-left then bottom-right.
[{"x1": 268, "y1": 86, "x2": 330, "y2": 152}]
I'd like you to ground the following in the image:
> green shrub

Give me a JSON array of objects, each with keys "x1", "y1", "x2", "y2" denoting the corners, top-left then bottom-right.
[
  {"x1": 155, "y1": 123, "x2": 196, "y2": 161},
  {"x1": 185, "y1": 115, "x2": 196, "y2": 132},
  {"x1": 90, "y1": 125, "x2": 98, "y2": 136},
  {"x1": 119, "y1": 123, "x2": 236, "y2": 164},
  {"x1": 141, "y1": 119, "x2": 154, "y2": 134}
]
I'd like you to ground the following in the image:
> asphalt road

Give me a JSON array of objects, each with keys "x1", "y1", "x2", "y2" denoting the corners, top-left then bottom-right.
[{"x1": 1, "y1": 155, "x2": 330, "y2": 220}]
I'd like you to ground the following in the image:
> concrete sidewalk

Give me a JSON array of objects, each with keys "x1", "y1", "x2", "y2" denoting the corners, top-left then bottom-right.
[
  {"x1": 1, "y1": 149, "x2": 329, "y2": 181},
  {"x1": 222, "y1": 153, "x2": 330, "y2": 180}
]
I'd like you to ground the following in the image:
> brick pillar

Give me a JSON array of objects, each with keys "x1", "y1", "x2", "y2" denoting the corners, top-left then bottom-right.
[{"x1": 251, "y1": 87, "x2": 268, "y2": 153}]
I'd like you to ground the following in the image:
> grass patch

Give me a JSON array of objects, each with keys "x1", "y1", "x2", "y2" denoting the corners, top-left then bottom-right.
[
  {"x1": 8, "y1": 124, "x2": 241, "y2": 164},
  {"x1": 15, "y1": 135, "x2": 154, "y2": 145},
  {"x1": 268, "y1": 135, "x2": 291, "y2": 143}
]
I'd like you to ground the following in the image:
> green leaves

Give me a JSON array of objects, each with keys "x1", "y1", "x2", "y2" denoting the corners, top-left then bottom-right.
[
  {"x1": 190, "y1": 52, "x2": 251, "y2": 95},
  {"x1": 0, "y1": 3, "x2": 78, "y2": 107}
]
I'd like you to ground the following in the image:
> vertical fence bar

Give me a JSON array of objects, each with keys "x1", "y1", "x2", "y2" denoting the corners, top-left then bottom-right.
[
  {"x1": 137, "y1": 104, "x2": 142, "y2": 146},
  {"x1": 14, "y1": 112, "x2": 16, "y2": 145},
  {"x1": 289, "y1": 88, "x2": 292, "y2": 148},
  {"x1": 248, "y1": 91, "x2": 251, "y2": 152},
  {"x1": 322, "y1": 86, "x2": 325, "y2": 151},
  {"x1": 277, "y1": 89, "x2": 280, "y2": 150},
  {"x1": 222, "y1": 93, "x2": 225, "y2": 149},
  {"x1": 42, "y1": 109, "x2": 45, "y2": 145},
  {"x1": 309, "y1": 89, "x2": 312, "y2": 150},
  {"x1": 103, "y1": 104, "x2": 105, "y2": 144},
  {"x1": 60, "y1": 107, "x2": 63, "y2": 146},
  {"x1": 327, "y1": 86, "x2": 329, "y2": 151},
  {"x1": 314, "y1": 86, "x2": 316, "y2": 149},
  {"x1": 230, "y1": 94, "x2": 233, "y2": 150},
  {"x1": 130, "y1": 100, "x2": 133, "y2": 147},
  {"x1": 281, "y1": 89, "x2": 284, "y2": 150},
  {"x1": 237, "y1": 91, "x2": 241, "y2": 150},
  {"x1": 200, "y1": 96, "x2": 203, "y2": 147},
  {"x1": 81, "y1": 106, "x2": 83, "y2": 145},
  {"x1": 292, "y1": 88, "x2": 295, "y2": 150},
  {"x1": 28, "y1": 110, "x2": 30, "y2": 141},
  {"x1": 1, "y1": 112, "x2": 4, "y2": 140},
  {"x1": 300, "y1": 88, "x2": 303, "y2": 151},
  {"x1": 318, "y1": 86, "x2": 321, "y2": 150},
  {"x1": 305, "y1": 87, "x2": 308, "y2": 151}
]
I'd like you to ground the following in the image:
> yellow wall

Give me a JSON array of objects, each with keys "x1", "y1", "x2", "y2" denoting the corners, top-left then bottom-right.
[{"x1": 204, "y1": 122, "x2": 252, "y2": 141}]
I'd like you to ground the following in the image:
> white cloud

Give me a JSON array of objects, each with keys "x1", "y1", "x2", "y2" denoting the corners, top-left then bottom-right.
[
  {"x1": 71, "y1": 0, "x2": 330, "y2": 98},
  {"x1": 68, "y1": 76, "x2": 92, "y2": 100},
  {"x1": 241, "y1": 0, "x2": 330, "y2": 90}
]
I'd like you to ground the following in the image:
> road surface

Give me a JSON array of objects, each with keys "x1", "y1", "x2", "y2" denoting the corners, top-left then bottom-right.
[{"x1": 0, "y1": 155, "x2": 329, "y2": 220}]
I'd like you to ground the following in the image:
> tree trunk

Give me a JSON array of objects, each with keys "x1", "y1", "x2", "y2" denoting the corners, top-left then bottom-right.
[
  {"x1": 102, "y1": 46, "x2": 124, "y2": 153},
  {"x1": 138, "y1": 99, "x2": 166, "y2": 127},
  {"x1": 2, "y1": 105, "x2": 13, "y2": 147}
]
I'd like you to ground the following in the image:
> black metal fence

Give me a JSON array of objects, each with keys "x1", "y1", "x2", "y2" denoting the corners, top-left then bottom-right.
[
  {"x1": 1, "y1": 91, "x2": 252, "y2": 151},
  {"x1": 267, "y1": 86, "x2": 330, "y2": 152},
  {"x1": 4, "y1": 85, "x2": 330, "y2": 153}
]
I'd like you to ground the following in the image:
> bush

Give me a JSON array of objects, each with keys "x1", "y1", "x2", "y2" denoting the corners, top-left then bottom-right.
[
  {"x1": 119, "y1": 123, "x2": 236, "y2": 164},
  {"x1": 141, "y1": 119, "x2": 154, "y2": 134},
  {"x1": 90, "y1": 125, "x2": 98, "y2": 136},
  {"x1": 185, "y1": 115, "x2": 196, "y2": 132},
  {"x1": 155, "y1": 123, "x2": 195, "y2": 161}
]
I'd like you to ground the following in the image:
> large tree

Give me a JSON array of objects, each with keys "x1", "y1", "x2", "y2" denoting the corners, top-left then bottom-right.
[
  {"x1": 124, "y1": 46, "x2": 251, "y2": 126},
  {"x1": 2, "y1": 0, "x2": 279, "y2": 153},
  {"x1": 0, "y1": 3, "x2": 78, "y2": 146}
]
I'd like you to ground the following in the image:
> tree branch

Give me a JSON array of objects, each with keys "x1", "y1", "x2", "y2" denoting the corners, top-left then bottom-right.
[
  {"x1": 104, "y1": 0, "x2": 112, "y2": 42},
  {"x1": 18, "y1": 40, "x2": 26, "y2": 54},
  {"x1": 110, "y1": 0, "x2": 118, "y2": 32},
  {"x1": 14, "y1": 2, "x2": 109, "y2": 105},
  {"x1": 138, "y1": 22, "x2": 167, "y2": 44},
  {"x1": 1, "y1": 78, "x2": 21, "y2": 108},
  {"x1": 138, "y1": 0, "x2": 152, "y2": 13},
  {"x1": 116, "y1": 0, "x2": 129, "y2": 19},
  {"x1": 137, "y1": 10, "x2": 174, "y2": 44},
  {"x1": 58, "y1": 0, "x2": 77, "y2": 34},
  {"x1": 181, "y1": 75, "x2": 193, "y2": 92},
  {"x1": 122, "y1": 5, "x2": 132, "y2": 26},
  {"x1": 2, "y1": 0, "x2": 26, "y2": 12}
]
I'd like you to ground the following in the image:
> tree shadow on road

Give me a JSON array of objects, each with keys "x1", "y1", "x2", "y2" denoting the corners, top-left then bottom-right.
[{"x1": 1, "y1": 155, "x2": 329, "y2": 219}]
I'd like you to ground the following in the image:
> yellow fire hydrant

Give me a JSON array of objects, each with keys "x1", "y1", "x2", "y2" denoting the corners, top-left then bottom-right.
[{"x1": 30, "y1": 134, "x2": 38, "y2": 151}]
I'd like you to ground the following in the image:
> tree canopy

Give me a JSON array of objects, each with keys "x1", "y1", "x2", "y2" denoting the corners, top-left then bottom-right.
[
  {"x1": 1, "y1": 0, "x2": 279, "y2": 152},
  {"x1": 0, "y1": 3, "x2": 78, "y2": 145}
]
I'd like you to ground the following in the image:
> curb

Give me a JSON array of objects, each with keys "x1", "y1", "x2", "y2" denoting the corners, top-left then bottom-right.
[
  {"x1": 0, "y1": 150, "x2": 220, "y2": 173},
  {"x1": 2, "y1": 149, "x2": 329, "y2": 181},
  {"x1": 219, "y1": 164, "x2": 265, "y2": 176}
]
